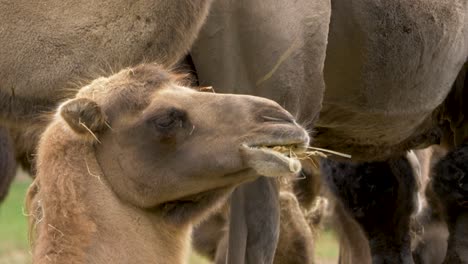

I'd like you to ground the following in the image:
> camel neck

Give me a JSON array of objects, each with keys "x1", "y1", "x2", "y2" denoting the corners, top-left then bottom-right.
[
  {"x1": 31, "y1": 130, "x2": 192, "y2": 264},
  {"x1": 83, "y1": 150, "x2": 193, "y2": 264}
]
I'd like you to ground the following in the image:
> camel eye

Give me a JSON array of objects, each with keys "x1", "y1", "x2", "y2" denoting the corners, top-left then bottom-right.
[
  {"x1": 155, "y1": 116, "x2": 177, "y2": 129},
  {"x1": 151, "y1": 108, "x2": 186, "y2": 131}
]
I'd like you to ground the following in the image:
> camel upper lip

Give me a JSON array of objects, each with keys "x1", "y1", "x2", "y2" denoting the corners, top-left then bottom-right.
[{"x1": 244, "y1": 138, "x2": 309, "y2": 153}]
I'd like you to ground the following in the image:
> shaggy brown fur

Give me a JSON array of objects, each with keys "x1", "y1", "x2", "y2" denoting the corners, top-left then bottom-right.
[
  {"x1": 275, "y1": 191, "x2": 316, "y2": 264},
  {"x1": 26, "y1": 64, "x2": 309, "y2": 264}
]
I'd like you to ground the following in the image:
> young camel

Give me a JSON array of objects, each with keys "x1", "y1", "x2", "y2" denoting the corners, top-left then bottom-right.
[{"x1": 26, "y1": 64, "x2": 309, "y2": 264}]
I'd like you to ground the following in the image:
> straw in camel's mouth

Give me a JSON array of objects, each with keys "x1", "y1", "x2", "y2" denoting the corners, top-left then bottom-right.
[
  {"x1": 240, "y1": 135, "x2": 352, "y2": 177},
  {"x1": 248, "y1": 144, "x2": 305, "y2": 158},
  {"x1": 241, "y1": 143, "x2": 307, "y2": 176}
]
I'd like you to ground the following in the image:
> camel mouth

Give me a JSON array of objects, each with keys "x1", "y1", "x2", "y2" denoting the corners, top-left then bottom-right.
[
  {"x1": 240, "y1": 139, "x2": 309, "y2": 177},
  {"x1": 247, "y1": 143, "x2": 307, "y2": 155}
]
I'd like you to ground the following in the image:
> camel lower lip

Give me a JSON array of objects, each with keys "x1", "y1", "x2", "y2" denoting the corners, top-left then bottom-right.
[{"x1": 240, "y1": 144, "x2": 304, "y2": 177}]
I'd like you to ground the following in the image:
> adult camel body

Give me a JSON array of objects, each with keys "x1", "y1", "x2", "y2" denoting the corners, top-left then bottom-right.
[
  {"x1": 0, "y1": 0, "x2": 214, "y2": 198},
  {"x1": 190, "y1": 0, "x2": 468, "y2": 263},
  {"x1": 27, "y1": 64, "x2": 310, "y2": 264}
]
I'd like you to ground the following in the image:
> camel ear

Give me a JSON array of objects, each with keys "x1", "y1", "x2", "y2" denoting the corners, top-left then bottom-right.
[{"x1": 60, "y1": 98, "x2": 107, "y2": 137}]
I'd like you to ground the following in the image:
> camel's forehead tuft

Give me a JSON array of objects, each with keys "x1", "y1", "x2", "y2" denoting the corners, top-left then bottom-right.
[
  {"x1": 127, "y1": 64, "x2": 174, "y2": 86},
  {"x1": 75, "y1": 64, "x2": 178, "y2": 106},
  {"x1": 78, "y1": 64, "x2": 187, "y2": 98},
  {"x1": 73, "y1": 64, "x2": 192, "y2": 119}
]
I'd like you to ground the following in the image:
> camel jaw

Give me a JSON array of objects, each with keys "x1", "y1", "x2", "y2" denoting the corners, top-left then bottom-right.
[{"x1": 240, "y1": 142, "x2": 307, "y2": 177}]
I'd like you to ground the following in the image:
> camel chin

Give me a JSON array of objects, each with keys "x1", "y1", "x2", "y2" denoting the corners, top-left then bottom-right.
[{"x1": 240, "y1": 143, "x2": 306, "y2": 177}]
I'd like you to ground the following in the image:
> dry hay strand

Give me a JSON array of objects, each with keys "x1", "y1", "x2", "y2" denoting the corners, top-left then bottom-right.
[
  {"x1": 271, "y1": 145, "x2": 351, "y2": 160},
  {"x1": 305, "y1": 146, "x2": 352, "y2": 158},
  {"x1": 273, "y1": 146, "x2": 351, "y2": 185},
  {"x1": 78, "y1": 121, "x2": 101, "y2": 144}
]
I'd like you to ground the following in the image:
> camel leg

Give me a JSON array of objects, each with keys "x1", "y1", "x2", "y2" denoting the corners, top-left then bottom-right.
[
  {"x1": 330, "y1": 201, "x2": 372, "y2": 264},
  {"x1": 0, "y1": 126, "x2": 16, "y2": 202},
  {"x1": 412, "y1": 184, "x2": 448, "y2": 264},
  {"x1": 411, "y1": 220, "x2": 448, "y2": 264},
  {"x1": 227, "y1": 177, "x2": 280, "y2": 264},
  {"x1": 322, "y1": 156, "x2": 416, "y2": 264},
  {"x1": 193, "y1": 173, "x2": 316, "y2": 264},
  {"x1": 431, "y1": 143, "x2": 468, "y2": 263}
]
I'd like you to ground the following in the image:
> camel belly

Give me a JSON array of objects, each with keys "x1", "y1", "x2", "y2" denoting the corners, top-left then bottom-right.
[
  {"x1": 314, "y1": 0, "x2": 468, "y2": 157},
  {"x1": 315, "y1": 106, "x2": 434, "y2": 153}
]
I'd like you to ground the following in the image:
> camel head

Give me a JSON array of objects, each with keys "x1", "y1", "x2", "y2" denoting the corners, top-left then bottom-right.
[
  {"x1": 27, "y1": 64, "x2": 309, "y2": 263},
  {"x1": 58, "y1": 64, "x2": 309, "y2": 209}
]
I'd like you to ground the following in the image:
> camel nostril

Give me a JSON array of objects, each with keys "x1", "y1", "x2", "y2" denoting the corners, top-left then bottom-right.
[
  {"x1": 249, "y1": 98, "x2": 296, "y2": 124},
  {"x1": 260, "y1": 110, "x2": 295, "y2": 124},
  {"x1": 262, "y1": 115, "x2": 294, "y2": 123}
]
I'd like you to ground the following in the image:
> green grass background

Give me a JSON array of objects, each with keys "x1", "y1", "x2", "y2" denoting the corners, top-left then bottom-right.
[{"x1": 0, "y1": 175, "x2": 338, "y2": 264}]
